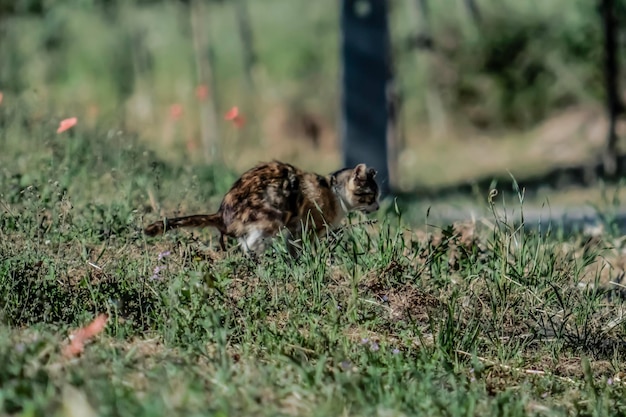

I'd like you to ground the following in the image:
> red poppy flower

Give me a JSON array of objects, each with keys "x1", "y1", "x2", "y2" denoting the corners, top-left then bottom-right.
[
  {"x1": 224, "y1": 106, "x2": 245, "y2": 128},
  {"x1": 169, "y1": 104, "x2": 183, "y2": 121},
  {"x1": 57, "y1": 117, "x2": 78, "y2": 134},
  {"x1": 62, "y1": 314, "x2": 108, "y2": 358},
  {"x1": 195, "y1": 84, "x2": 209, "y2": 101}
]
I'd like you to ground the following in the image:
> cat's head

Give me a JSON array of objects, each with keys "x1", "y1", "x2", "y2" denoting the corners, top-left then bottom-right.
[{"x1": 334, "y1": 163, "x2": 380, "y2": 213}]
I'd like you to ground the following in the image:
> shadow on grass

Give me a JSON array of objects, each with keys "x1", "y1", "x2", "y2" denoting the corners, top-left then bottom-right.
[
  {"x1": 394, "y1": 154, "x2": 626, "y2": 201},
  {"x1": 390, "y1": 155, "x2": 626, "y2": 234}
]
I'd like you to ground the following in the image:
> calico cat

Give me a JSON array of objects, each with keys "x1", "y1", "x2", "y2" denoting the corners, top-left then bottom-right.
[{"x1": 144, "y1": 161, "x2": 380, "y2": 254}]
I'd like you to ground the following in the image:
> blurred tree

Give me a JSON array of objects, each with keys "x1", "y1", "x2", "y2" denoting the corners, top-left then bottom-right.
[
  {"x1": 413, "y1": 0, "x2": 433, "y2": 48},
  {"x1": 190, "y1": 0, "x2": 221, "y2": 162},
  {"x1": 464, "y1": 0, "x2": 481, "y2": 25},
  {"x1": 0, "y1": 0, "x2": 44, "y2": 15},
  {"x1": 233, "y1": 0, "x2": 257, "y2": 92},
  {"x1": 405, "y1": 0, "x2": 446, "y2": 137},
  {"x1": 0, "y1": 0, "x2": 45, "y2": 93},
  {"x1": 340, "y1": 0, "x2": 393, "y2": 196},
  {"x1": 600, "y1": 0, "x2": 624, "y2": 177}
]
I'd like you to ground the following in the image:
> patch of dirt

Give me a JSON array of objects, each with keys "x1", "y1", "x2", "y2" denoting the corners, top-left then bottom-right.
[
  {"x1": 412, "y1": 221, "x2": 488, "y2": 272},
  {"x1": 527, "y1": 107, "x2": 607, "y2": 164},
  {"x1": 386, "y1": 286, "x2": 441, "y2": 322},
  {"x1": 528, "y1": 354, "x2": 615, "y2": 380},
  {"x1": 398, "y1": 104, "x2": 626, "y2": 191},
  {"x1": 575, "y1": 235, "x2": 626, "y2": 298},
  {"x1": 362, "y1": 261, "x2": 441, "y2": 323}
]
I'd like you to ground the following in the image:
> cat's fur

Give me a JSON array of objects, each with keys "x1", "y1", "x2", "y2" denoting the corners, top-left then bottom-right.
[{"x1": 144, "y1": 161, "x2": 380, "y2": 254}]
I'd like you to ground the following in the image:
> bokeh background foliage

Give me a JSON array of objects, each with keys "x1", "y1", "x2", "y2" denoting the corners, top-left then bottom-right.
[{"x1": 1, "y1": 0, "x2": 623, "y2": 187}]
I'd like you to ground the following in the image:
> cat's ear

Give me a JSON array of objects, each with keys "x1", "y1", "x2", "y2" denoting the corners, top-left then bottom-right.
[
  {"x1": 353, "y1": 163, "x2": 367, "y2": 181},
  {"x1": 367, "y1": 168, "x2": 377, "y2": 178}
]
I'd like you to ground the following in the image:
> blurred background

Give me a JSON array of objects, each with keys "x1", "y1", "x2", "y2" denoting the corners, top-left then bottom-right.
[{"x1": 1, "y1": 0, "x2": 625, "y2": 214}]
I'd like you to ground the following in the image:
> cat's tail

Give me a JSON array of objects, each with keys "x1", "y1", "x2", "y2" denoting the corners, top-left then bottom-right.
[{"x1": 144, "y1": 213, "x2": 225, "y2": 237}]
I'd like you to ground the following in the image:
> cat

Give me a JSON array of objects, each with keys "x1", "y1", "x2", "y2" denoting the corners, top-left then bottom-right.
[{"x1": 144, "y1": 160, "x2": 380, "y2": 254}]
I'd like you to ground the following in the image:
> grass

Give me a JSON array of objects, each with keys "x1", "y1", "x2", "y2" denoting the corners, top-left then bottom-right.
[
  {"x1": 2, "y1": 1, "x2": 626, "y2": 413},
  {"x1": 3, "y1": 106, "x2": 626, "y2": 416}
]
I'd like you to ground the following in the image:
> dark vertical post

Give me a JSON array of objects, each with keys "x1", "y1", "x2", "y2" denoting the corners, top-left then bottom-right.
[
  {"x1": 340, "y1": 0, "x2": 392, "y2": 197},
  {"x1": 600, "y1": 0, "x2": 622, "y2": 177}
]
